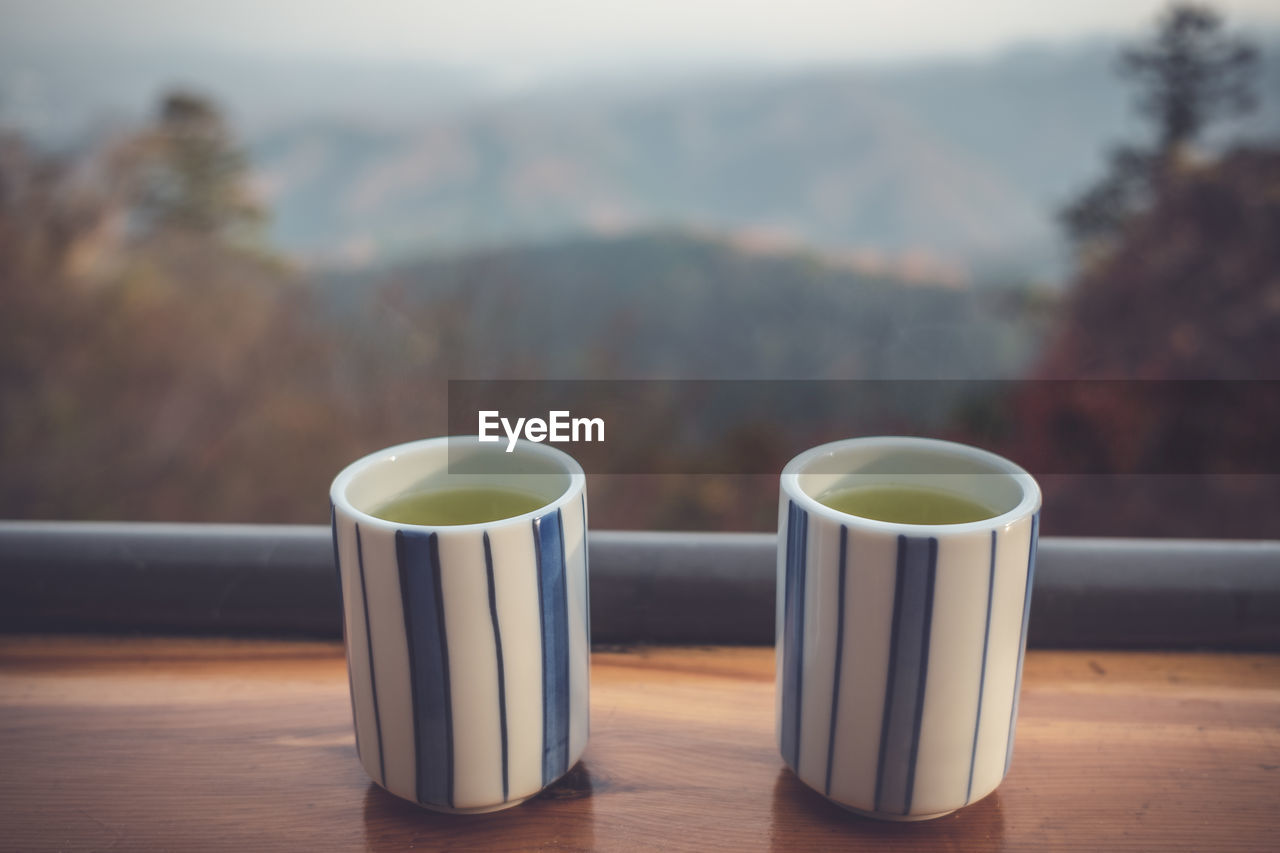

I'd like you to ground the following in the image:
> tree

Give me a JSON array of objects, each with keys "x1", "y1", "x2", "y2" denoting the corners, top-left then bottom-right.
[
  {"x1": 1121, "y1": 3, "x2": 1257, "y2": 158},
  {"x1": 1059, "y1": 144, "x2": 1157, "y2": 252},
  {"x1": 1018, "y1": 147, "x2": 1280, "y2": 537},
  {"x1": 1017, "y1": 5, "x2": 1278, "y2": 538},
  {"x1": 131, "y1": 91, "x2": 265, "y2": 243},
  {"x1": 0, "y1": 100, "x2": 353, "y2": 523},
  {"x1": 1061, "y1": 4, "x2": 1258, "y2": 253}
]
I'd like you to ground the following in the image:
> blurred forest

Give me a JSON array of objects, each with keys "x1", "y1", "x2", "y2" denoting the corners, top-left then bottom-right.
[
  {"x1": 0, "y1": 93, "x2": 388, "y2": 521},
  {"x1": 1, "y1": 4, "x2": 1277, "y2": 536}
]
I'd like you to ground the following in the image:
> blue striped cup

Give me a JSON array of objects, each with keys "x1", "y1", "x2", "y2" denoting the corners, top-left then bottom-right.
[
  {"x1": 330, "y1": 436, "x2": 590, "y2": 813},
  {"x1": 777, "y1": 436, "x2": 1041, "y2": 821}
]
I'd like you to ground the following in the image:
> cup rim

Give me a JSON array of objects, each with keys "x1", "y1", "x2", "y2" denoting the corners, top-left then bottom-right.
[
  {"x1": 330, "y1": 435, "x2": 586, "y2": 533},
  {"x1": 781, "y1": 435, "x2": 1041, "y2": 534}
]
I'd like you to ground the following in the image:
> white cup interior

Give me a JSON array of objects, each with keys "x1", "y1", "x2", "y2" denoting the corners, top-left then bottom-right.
[
  {"x1": 789, "y1": 437, "x2": 1036, "y2": 520},
  {"x1": 337, "y1": 437, "x2": 576, "y2": 520}
]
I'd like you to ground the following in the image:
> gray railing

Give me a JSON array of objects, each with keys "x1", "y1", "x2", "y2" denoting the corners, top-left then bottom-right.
[{"x1": 1, "y1": 522, "x2": 1277, "y2": 648}]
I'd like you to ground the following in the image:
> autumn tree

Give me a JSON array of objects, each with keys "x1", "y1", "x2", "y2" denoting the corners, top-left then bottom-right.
[{"x1": 0, "y1": 93, "x2": 373, "y2": 523}]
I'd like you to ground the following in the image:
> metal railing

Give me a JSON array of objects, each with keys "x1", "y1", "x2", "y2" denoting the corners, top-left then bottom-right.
[{"x1": 1, "y1": 522, "x2": 1277, "y2": 648}]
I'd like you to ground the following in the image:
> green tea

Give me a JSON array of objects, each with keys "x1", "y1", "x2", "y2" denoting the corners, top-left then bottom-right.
[
  {"x1": 372, "y1": 486, "x2": 547, "y2": 526},
  {"x1": 817, "y1": 484, "x2": 997, "y2": 525}
]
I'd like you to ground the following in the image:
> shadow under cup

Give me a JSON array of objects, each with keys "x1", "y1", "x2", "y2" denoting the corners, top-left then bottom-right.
[
  {"x1": 777, "y1": 437, "x2": 1041, "y2": 821},
  {"x1": 330, "y1": 436, "x2": 590, "y2": 814}
]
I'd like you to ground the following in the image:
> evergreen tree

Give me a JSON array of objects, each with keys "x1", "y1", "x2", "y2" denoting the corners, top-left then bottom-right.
[
  {"x1": 1061, "y1": 4, "x2": 1257, "y2": 253},
  {"x1": 133, "y1": 91, "x2": 264, "y2": 242},
  {"x1": 1121, "y1": 3, "x2": 1257, "y2": 158}
]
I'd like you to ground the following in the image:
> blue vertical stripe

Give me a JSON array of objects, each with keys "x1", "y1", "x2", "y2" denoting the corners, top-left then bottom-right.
[
  {"x1": 823, "y1": 525, "x2": 848, "y2": 797},
  {"x1": 902, "y1": 537, "x2": 937, "y2": 812},
  {"x1": 874, "y1": 541, "x2": 907, "y2": 812},
  {"x1": 330, "y1": 503, "x2": 361, "y2": 764},
  {"x1": 329, "y1": 502, "x2": 343, "y2": 597},
  {"x1": 780, "y1": 500, "x2": 809, "y2": 770},
  {"x1": 482, "y1": 531, "x2": 509, "y2": 802},
  {"x1": 1004, "y1": 511, "x2": 1040, "y2": 775},
  {"x1": 966, "y1": 529, "x2": 998, "y2": 803},
  {"x1": 396, "y1": 529, "x2": 454, "y2": 808},
  {"x1": 355, "y1": 524, "x2": 386, "y2": 787},
  {"x1": 875, "y1": 535, "x2": 939, "y2": 815},
  {"x1": 581, "y1": 494, "x2": 592, "y2": 649},
  {"x1": 534, "y1": 510, "x2": 570, "y2": 785},
  {"x1": 579, "y1": 494, "x2": 591, "y2": 744}
]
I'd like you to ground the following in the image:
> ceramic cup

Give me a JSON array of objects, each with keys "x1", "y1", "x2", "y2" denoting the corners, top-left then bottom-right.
[
  {"x1": 776, "y1": 436, "x2": 1041, "y2": 820},
  {"x1": 330, "y1": 436, "x2": 590, "y2": 813}
]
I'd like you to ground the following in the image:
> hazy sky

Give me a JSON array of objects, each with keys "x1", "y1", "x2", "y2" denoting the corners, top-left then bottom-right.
[{"x1": 5, "y1": 0, "x2": 1279, "y2": 72}]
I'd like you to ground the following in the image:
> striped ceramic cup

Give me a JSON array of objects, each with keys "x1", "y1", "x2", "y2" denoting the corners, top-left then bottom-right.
[
  {"x1": 330, "y1": 436, "x2": 590, "y2": 813},
  {"x1": 777, "y1": 436, "x2": 1041, "y2": 821}
]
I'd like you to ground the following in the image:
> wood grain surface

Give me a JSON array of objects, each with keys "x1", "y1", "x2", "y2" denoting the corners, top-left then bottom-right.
[{"x1": 0, "y1": 637, "x2": 1277, "y2": 852}]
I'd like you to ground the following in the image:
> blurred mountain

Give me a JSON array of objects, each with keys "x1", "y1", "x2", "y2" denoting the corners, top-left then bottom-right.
[
  {"x1": 257, "y1": 71, "x2": 1051, "y2": 278},
  {"x1": 321, "y1": 229, "x2": 1050, "y2": 382},
  {"x1": 4, "y1": 37, "x2": 1277, "y2": 280},
  {"x1": 251, "y1": 40, "x2": 1279, "y2": 279}
]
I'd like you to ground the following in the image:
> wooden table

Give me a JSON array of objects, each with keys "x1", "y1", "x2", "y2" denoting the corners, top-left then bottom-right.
[{"x1": 0, "y1": 638, "x2": 1276, "y2": 851}]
